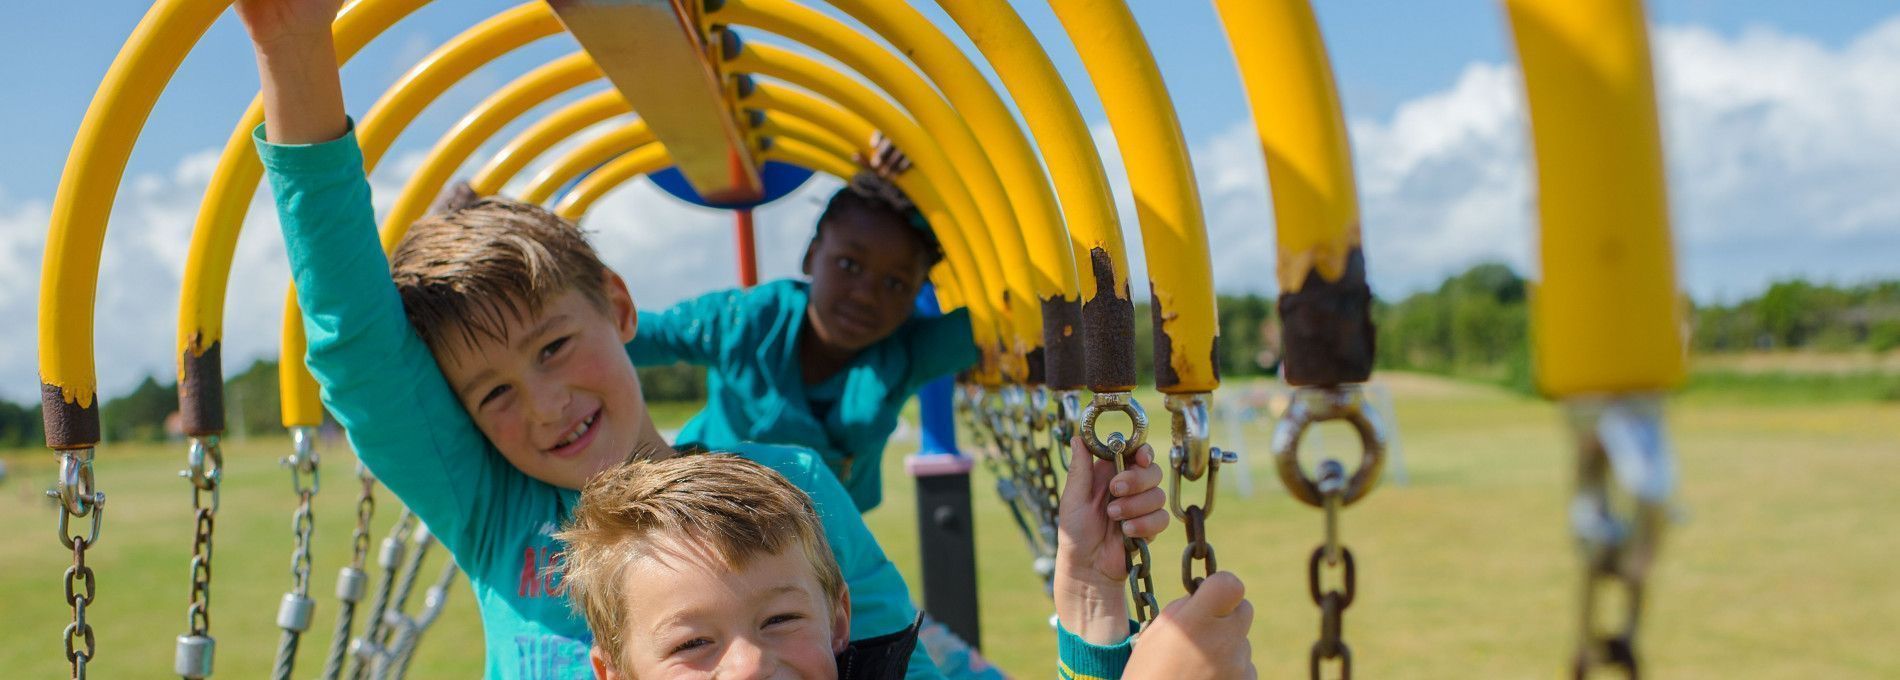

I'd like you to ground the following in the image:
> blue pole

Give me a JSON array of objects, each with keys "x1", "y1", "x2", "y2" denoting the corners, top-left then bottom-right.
[{"x1": 913, "y1": 283, "x2": 960, "y2": 456}]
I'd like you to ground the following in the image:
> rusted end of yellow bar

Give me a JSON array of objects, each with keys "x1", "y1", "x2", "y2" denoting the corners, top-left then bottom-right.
[
  {"x1": 1214, "y1": 0, "x2": 1375, "y2": 387},
  {"x1": 546, "y1": 0, "x2": 760, "y2": 202}
]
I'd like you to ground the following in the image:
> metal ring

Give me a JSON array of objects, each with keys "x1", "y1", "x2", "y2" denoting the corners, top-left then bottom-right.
[
  {"x1": 1271, "y1": 385, "x2": 1387, "y2": 508},
  {"x1": 1080, "y1": 391, "x2": 1148, "y2": 461}
]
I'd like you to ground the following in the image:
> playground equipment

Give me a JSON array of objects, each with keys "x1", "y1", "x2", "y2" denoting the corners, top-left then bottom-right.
[{"x1": 35, "y1": 0, "x2": 1682, "y2": 677}]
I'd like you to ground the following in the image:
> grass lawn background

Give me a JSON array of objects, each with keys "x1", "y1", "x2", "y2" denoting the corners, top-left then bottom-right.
[{"x1": 1, "y1": 371, "x2": 1895, "y2": 678}]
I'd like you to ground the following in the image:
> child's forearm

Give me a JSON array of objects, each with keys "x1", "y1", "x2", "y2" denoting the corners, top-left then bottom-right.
[
  {"x1": 252, "y1": 32, "x2": 348, "y2": 144},
  {"x1": 1054, "y1": 565, "x2": 1132, "y2": 646}
]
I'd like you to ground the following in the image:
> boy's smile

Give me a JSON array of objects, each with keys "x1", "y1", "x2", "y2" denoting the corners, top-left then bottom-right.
[{"x1": 439, "y1": 275, "x2": 667, "y2": 489}]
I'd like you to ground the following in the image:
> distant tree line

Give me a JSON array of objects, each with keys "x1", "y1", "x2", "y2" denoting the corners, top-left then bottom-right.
[{"x1": 7, "y1": 268, "x2": 1896, "y2": 448}]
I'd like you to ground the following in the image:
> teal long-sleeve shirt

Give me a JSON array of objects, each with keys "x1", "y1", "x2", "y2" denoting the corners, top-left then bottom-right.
[
  {"x1": 255, "y1": 123, "x2": 939, "y2": 679},
  {"x1": 628, "y1": 280, "x2": 978, "y2": 511}
]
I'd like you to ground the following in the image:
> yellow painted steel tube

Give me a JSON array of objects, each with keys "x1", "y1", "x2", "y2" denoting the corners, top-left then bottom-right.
[
  {"x1": 1045, "y1": 0, "x2": 1219, "y2": 394},
  {"x1": 381, "y1": 52, "x2": 602, "y2": 251},
  {"x1": 741, "y1": 81, "x2": 1007, "y2": 381},
  {"x1": 1212, "y1": 0, "x2": 1359, "y2": 292},
  {"x1": 1211, "y1": 0, "x2": 1374, "y2": 387},
  {"x1": 928, "y1": 0, "x2": 1137, "y2": 392},
  {"x1": 1505, "y1": 0, "x2": 1684, "y2": 394},
  {"x1": 747, "y1": 85, "x2": 1005, "y2": 383},
  {"x1": 471, "y1": 89, "x2": 630, "y2": 195},
  {"x1": 522, "y1": 121, "x2": 658, "y2": 205},
  {"x1": 731, "y1": 44, "x2": 1038, "y2": 381},
  {"x1": 764, "y1": 138, "x2": 1002, "y2": 383},
  {"x1": 554, "y1": 142, "x2": 674, "y2": 219},
  {"x1": 714, "y1": 0, "x2": 1077, "y2": 383},
  {"x1": 279, "y1": 2, "x2": 565, "y2": 427},
  {"x1": 757, "y1": 112, "x2": 856, "y2": 165},
  {"x1": 747, "y1": 82, "x2": 875, "y2": 156},
  {"x1": 178, "y1": 0, "x2": 431, "y2": 437},
  {"x1": 38, "y1": 0, "x2": 229, "y2": 445}
]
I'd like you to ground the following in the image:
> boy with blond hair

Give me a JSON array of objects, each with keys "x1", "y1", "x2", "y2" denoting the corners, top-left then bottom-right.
[
  {"x1": 561, "y1": 443, "x2": 1255, "y2": 680},
  {"x1": 234, "y1": 0, "x2": 1034, "y2": 676}
]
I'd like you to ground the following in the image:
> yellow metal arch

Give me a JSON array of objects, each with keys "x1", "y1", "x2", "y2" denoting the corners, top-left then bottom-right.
[
  {"x1": 1506, "y1": 0, "x2": 1683, "y2": 394},
  {"x1": 380, "y1": 51, "x2": 603, "y2": 252},
  {"x1": 39, "y1": 0, "x2": 252, "y2": 443},
  {"x1": 712, "y1": 0, "x2": 1080, "y2": 384},
  {"x1": 471, "y1": 89, "x2": 630, "y2": 195},
  {"x1": 522, "y1": 121, "x2": 658, "y2": 204},
  {"x1": 926, "y1": 0, "x2": 1137, "y2": 392},
  {"x1": 172, "y1": 0, "x2": 434, "y2": 437},
  {"x1": 729, "y1": 42, "x2": 1038, "y2": 381},
  {"x1": 1212, "y1": 0, "x2": 1375, "y2": 388},
  {"x1": 553, "y1": 142, "x2": 674, "y2": 219},
  {"x1": 1046, "y1": 0, "x2": 1219, "y2": 394},
  {"x1": 756, "y1": 112, "x2": 855, "y2": 163},
  {"x1": 276, "y1": 2, "x2": 566, "y2": 426}
]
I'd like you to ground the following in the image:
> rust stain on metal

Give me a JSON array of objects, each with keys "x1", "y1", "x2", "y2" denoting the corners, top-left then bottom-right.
[
  {"x1": 1041, "y1": 296, "x2": 1085, "y2": 390},
  {"x1": 1024, "y1": 347, "x2": 1047, "y2": 385},
  {"x1": 179, "y1": 339, "x2": 225, "y2": 436},
  {"x1": 40, "y1": 382, "x2": 100, "y2": 449},
  {"x1": 1084, "y1": 248, "x2": 1137, "y2": 391},
  {"x1": 1150, "y1": 281, "x2": 1180, "y2": 390},
  {"x1": 1279, "y1": 247, "x2": 1376, "y2": 387}
]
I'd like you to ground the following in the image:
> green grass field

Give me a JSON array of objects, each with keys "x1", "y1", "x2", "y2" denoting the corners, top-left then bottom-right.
[{"x1": 2, "y1": 372, "x2": 1896, "y2": 678}]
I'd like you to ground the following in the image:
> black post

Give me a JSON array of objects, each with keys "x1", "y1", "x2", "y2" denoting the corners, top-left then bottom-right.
[{"x1": 909, "y1": 454, "x2": 980, "y2": 649}]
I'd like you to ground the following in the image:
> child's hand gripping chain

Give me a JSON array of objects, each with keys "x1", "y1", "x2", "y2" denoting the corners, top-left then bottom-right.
[
  {"x1": 1054, "y1": 436, "x2": 1257, "y2": 679},
  {"x1": 1054, "y1": 437, "x2": 1168, "y2": 645}
]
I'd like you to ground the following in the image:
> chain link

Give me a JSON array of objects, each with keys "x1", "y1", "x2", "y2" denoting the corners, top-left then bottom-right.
[
  {"x1": 1566, "y1": 397, "x2": 1672, "y2": 679},
  {"x1": 1079, "y1": 391, "x2": 1157, "y2": 624},
  {"x1": 1166, "y1": 393, "x2": 1235, "y2": 594},
  {"x1": 1307, "y1": 463, "x2": 1355, "y2": 679},
  {"x1": 50, "y1": 447, "x2": 104, "y2": 679},
  {"x1": 274, "y1": 427, "x2": 321, "y2": 680},
  {"x1": 177, "y1": 436, "x2": 222, "y2": 679},
  {"x1": 1271, "y1": 385, "x2": 1387, "y2": 680},
  {"x1": 323, "y1": 464, "x2": 378, "y2": 680}
]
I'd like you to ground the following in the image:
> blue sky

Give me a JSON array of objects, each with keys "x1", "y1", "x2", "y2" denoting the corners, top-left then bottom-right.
[{"x1": 3, "y1": 1, "x2": 1899, "y2": 400}]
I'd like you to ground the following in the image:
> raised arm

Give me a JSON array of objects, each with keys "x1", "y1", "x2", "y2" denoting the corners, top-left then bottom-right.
[
  {"x1": 240, "y1": 0, "x2": 521, "y2": 557},
  {"x1": 235, "y1": 0, "x2": 349, "y2": 144}
]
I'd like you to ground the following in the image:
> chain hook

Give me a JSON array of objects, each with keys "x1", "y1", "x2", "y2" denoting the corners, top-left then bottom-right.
[
  {"x1": 1565, "y1": 395, "x2": 1673, "y2": 678},
  {"x1": 284, "y1": 426, "x2": 320, "y2": 495}
]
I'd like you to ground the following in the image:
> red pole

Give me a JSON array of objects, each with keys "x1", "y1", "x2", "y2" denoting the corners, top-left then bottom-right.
[{"x1": 734, "y1": 207, "x2": 759, "y2": 288}]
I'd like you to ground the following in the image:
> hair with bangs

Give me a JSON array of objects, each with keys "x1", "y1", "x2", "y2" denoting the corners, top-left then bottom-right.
[
  {"x1": 390, "y1": 196, "x2": 609, "y2": 355},
  {"x1": 555, "y1": 454, "x2": 845, "y2": 670}
]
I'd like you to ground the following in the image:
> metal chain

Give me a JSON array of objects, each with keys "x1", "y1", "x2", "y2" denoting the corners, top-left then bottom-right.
[
  {"x1": 1165, "y1": 393, "x2": 1236, "y2": 594},
  {"x1": 51, "y1": 447, "x2": 105, "y2": 680},
  {"x1": 1566, "y1": 397, "x2": 1673, "y2": 679},
  {"x1": 274, "y1": 427, "x2": 321, "y2": 680},
  {"x1": 1079, "y1": 391, "x2": 1157, "y2": 624},
  {"x1": 346, "y1": 508, "x2": 414, "y2": 680},
  {"x1": 1271, "y1": 385, "x2": 1388, "y2": 680},
  {"x1": 1307, "y1": 462, "x2": 1355, "y2": 679},
  {"x1": 323, "y1": 465, "x2": 378, "y2": 680},
  {"x1": 1026, "y1": 387, "x2": 1066, "y2": 546},
  {"x1": 176, "y1": 436, "x2": 222, "y2": 679},
  {"x1": 377, "y1": 562, "x2": 461, "y2": 680},
  {"x1": 379, "y1": 523, "x2": 437, "y2": 652}
]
